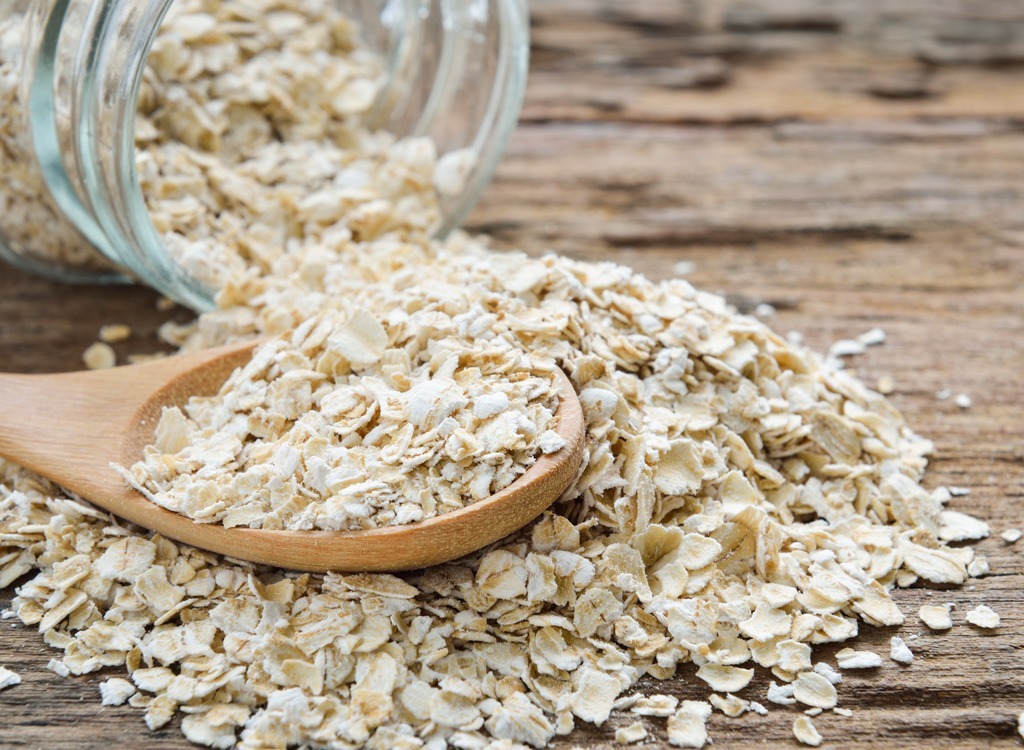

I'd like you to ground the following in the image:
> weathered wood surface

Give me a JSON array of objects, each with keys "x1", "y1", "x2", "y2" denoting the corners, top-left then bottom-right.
[{"x1": 2, "y1": 0, "x2": 1024, "y2": 747}]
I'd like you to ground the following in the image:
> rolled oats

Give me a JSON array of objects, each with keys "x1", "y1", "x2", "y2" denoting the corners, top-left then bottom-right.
[
  {"x1": 0, "y1": 665, "x2": 20, "y2": 690},
  {"x1": 667, "y1": 700, "x2": 712, "y2": 748},
  {"x1": 793, "y1": 715, "x2": 823, "y2": 746},
  {"x1": 99, "y1": 325, "x2": 133, "y2": 344},
  {"x1": 835, "y1": 649, "x2": 882, "y2": 670},
  {"x1": 919, "y1": 604, "x2": 954, "y2": 631},
  {"x1": 813, "y1": 662, "x2": 843, "y2": 685},
  {"x1": 889, "y1": 636, "x2": 913, "y2": 665},
  {"x1": 100, "y1": 677, "x2": 137, "y2": 706},
  {"x1": 793, "y1": 672, "x2": 838, "y2": 709},
  {"x1": 82, "y1": 342, "x2": 117, "y2": 370},
  {"x1": 965, "y1": 605, "x2": 1000, "y2": 629},
  {"x1": 615, "y1": 721, "x2": 647, "y2": 744},
  {"x1": 629, "y1": 694, "x2": 678, "y2": 717}
]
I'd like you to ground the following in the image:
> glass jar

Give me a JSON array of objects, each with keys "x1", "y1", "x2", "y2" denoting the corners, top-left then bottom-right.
[{"x1": 0, "y1": 0, "x2": 529, "y2": 310}]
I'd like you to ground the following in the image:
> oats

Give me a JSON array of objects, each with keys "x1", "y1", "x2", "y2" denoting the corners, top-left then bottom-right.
[
  {"x1": 767, "y1": 680, "x2": 796, "y2": 705},
  {"x1": 667, "y1": 701, "x2": 712, "y2": 748},
  {"x1": 829, "y1": 339, "x2": 865, "y2": 359},
  {"x1": 710, "y1": 693, "x2": 750, "y2": 717},
  {"x1": 46, "y1": 659, "x2": 70, "y2": 677},
  {"x1": 134, "y1": 566, "x2": 186, "y2": 614},
  {"x1": 760, "y1": 583, "x2": 798, "y2": 609},
  {"x1": 889, "y1": 636, "x2": 913, "y2": 665},
  {"x1": 812, "y1": 662, "x2": 843, "y2": 685},
  {"x1": 793, "y1": 672, "x2": 838, "y2": 709},
  {"x1": 95, "y1": 537, "x2": 158, "y2": 581},
  {"x1": 430, "y1": 689, "x2": 482, "y2": 728},
  {"x1": 696, "y1": 664, "x2": 754, "y2": 693},
  {"x1": 938, "y1": 511, "x2": 989, "y2": 542},
  {"x1": 98, "y1": 324, "x2": 133, "y2": 343},
  {"x1": 100, "y1": 677, "x2": 137, "y2": 706},
  {"x1": 968, "y1": 555, "x2": 990, "y2": 578},
  {"x1": 954, "y1": 394, "x2": 972, "y2": 409},
  {"x1": 0, "y1": 666, "x2": 21, "y2": 690},
  {"x1": 836, "y1": 649, "x2": 882, "y2": 670},
  {"x1": 82, "y1": 342, "x2": 117, "y2": 370},
  {"x1": 485, "y1": 692, "x2": 556, "y2": 748},
  {"x1": 654, "y1": 441, "x2": 704, "y2": 495},
  {"x1": 793, "y1": 715, "x2": 823, "y2": 746},
  {"x1": 630, "y1": 694, "x2": 678, "y2": 717},
  {"x1": 965, "y1": 605, "x2": 1000, "y2": 629},
  {"x1": 1002, "y1": 528, "x2": 1021, "y2": 544},
  {"x1": 326, "y1": 308, "x2": 388, "y2": 367},
  {"x1": 181, "y1": 713, "x2": 237, "y2": 749},
  {"x1": 570, "y1": 668, "x2": 619, "y2": 727},
  {"x1": 901, "y1": 543, "x2": 966, "y2": 585},
  {"x1": 919, "y1": 604, "x2": 954, "y2": 630},
  {"x1": 857, "y1": 328, "x2": 887, "y2": 347},
  {"x1": 1018, "y1": 712, "x2": 1024, "y2": 741},
  {"x1": 615, "y1": 721, "x2": 647, "y2": 744},
  {"x1": 776, "y1": 640, "x2": 813, "y2": 674},
  {"x1": 739, "y1": 604, "x2": 792, "y2": 641}
]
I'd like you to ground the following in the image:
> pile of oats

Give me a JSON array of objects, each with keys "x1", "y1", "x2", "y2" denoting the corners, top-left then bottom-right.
[
  {"x1": 120, "y1": 308, "x2": 565, "y2": 530},
  {"x1": 0, "y1": 0, "x2": 1005, "y2": 748},
  {"x1": 0, "y1": 242, "x2": 996, "y2": 747}
]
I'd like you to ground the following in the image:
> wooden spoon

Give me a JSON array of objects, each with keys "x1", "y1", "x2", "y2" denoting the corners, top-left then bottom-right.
[{"x1": 0, "y1": 342, "x2": 585, "y2": 572}]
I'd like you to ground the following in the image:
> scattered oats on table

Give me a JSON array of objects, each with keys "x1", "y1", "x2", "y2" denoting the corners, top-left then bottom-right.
[
  {"x1": 82, "y1": 342, "x2": 117, "y2": 370},
  {"x1": 0, "y1": 665, "x2": 20, "y2": 690},
  {"x1": 890, "y1": 636, "x2": 913, "y2": 665},
  {"x1": 965, "y1": 605, "x2": 1001, "y2": 629},
  {"x1": 919, "y1": 603, "x2": 954, "y2": 631},
  {"x1": 667, "y1": 701, "x2": 712, "y2": 748},
  {"x1": 836, "y1": 648, "x2": 883, "y2": 670},
  {"x1": 615, "y1": 721, "x2": 647, "y2": 744},
  {"x1": 793, "y1": 715, "x2": 823, "y2": 747},
  {"x1": 98, "y1": 324, "x2": 133, "y2": 344}
]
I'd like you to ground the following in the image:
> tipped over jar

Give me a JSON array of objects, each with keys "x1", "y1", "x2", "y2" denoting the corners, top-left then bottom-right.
[{"x1": 0, "y1": 0, "x2": 528, "y2": 310}]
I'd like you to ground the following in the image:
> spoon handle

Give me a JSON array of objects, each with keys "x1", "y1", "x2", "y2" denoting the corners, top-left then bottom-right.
[
  {"x1": 0, "y1": 370, "x2": 144, "y2": 499},
  {"x1": 0, "y1": 343, "x2": 256, "y2": 500}
]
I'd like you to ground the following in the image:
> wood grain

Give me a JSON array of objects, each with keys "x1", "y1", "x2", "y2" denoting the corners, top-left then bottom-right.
[{"x1": 2, "y1": 0, "x2": 1023, "y2": 746}]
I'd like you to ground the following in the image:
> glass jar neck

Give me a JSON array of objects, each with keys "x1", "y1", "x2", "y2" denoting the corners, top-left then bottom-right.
[
  {"x1": 32, "y1": 0, "x2": 529, "y2": 311},
  {"x1": 28, "y1": 0, "x2": 212, "y2": 308}
]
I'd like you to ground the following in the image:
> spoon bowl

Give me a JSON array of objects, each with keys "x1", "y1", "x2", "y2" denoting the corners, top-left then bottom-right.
[{"x1": 0, "y1": 342, "x2": 585, "y2": 571}]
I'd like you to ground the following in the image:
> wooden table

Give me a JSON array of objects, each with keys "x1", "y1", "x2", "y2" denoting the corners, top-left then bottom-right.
[{"x1": 3, "y1": 0, "x2": 1023, "y2": 746}]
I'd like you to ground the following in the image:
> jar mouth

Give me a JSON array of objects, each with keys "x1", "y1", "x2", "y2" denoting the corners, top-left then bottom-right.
[{"x1": 67, "y1": 0, "x2": 529, "y2": 311}]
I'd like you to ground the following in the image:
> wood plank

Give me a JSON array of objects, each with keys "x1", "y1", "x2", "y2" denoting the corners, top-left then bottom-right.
[{"x1": 2, "y1": 0, "x2": 1023, "y2": 746}]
